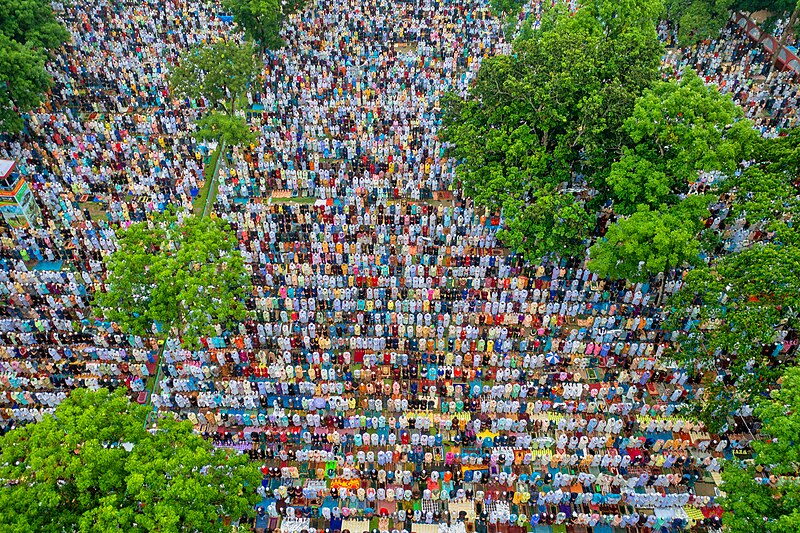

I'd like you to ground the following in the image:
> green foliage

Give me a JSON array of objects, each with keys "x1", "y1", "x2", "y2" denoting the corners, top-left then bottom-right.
[
  {"x1": 499, "y1": 189, "x2": 595, "y2": 261},
  {"x1": 720, "y1": 464, "x2": 786, "y2": 533},
  {"x1": 665, "y1": 0, "x2": 734, "y2": 46},
  {"x1": 588, "y1": 196, "x2": 710, "y2": 282},
  {"x1": 0, "y1": 0, "x2": 68, "y2": 132},
  {"x1": 195, "y1": 111, "x2": 257, "y2": 147},
  {"x1": 758, "y1": 127, "x2": 800, "y2": 178},
  {"x1": 663, "y1": 126, "x2": 800, "y2": 432},
  {"x1": 193, "y1": 145, "x2": 224, "y2": 215},
  {"x1": 665, "y1": 0, "x2": 799, "y2": 46},
  {"x1": 594, "y1": 68, "x2": 759, "y2": 289},
  {"x1": 225, "y1": 0, "x2": 284, "y2": 50},
  {"x1": 667, "y1": 228, "x2": 800, "y2": 431},
  {"x1": 721, "y1": 367, "x2": 800, "y2": 532},
  {"x1": 733, "y1": 0, "x2": 797, "y2": 13},
  {"x1": 606, "y1": 153, "x2": 672, "y2": 216},
  {"x1": 442, "y1": 0, "x2": 663, "y2": 260},
  {"x1": 610, "y1": 68, "x2": 758, "y2": 215},
  {"x1": 490, "y1": 0, "x2": 528, "y2": 14},
  {"x1": 0, "y1": 388, "x2": 261, "y2": 533},
  {"x1": 169, "y1": 40, "x2": 259, "y2": 116},
  {"x1": 0, "y1": 34, "x2": 51, "y2": 132},
  {"x1": 750, "y1": 367, "x2": 800, "y2": 475},
  {"x1": 723, "y1": 166, "x2": 797, "y2": 223},
  {"x1": 94, "y1": 211, "x2": 251, "y2": 348},
  {"x1": 0, "y1": 0, "x2": 69, "y2": 50},
  {"x1": 224, "y1": 0, "x2": 305, "y2": 52}
]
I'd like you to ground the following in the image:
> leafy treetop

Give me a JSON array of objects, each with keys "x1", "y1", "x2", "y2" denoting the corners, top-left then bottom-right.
[
  {"x1": 665, "y1": 128, "x2": 800, "y2": 430},
  {"x1": 194, "y1": 111, "x2": 257, "y2": 148},
  {"x1": 588, "y1": 195, "x2": 711, "y2": 283},
  {"x1": 169, "y1": 40, "x2": 260, "y2": 116},
  {"x1": 0, "y1": 388, "x2": 262, "y2": 533},
  {"x1": 441, "y1": 0, "x2": 663, "y2": 261},
  {"x1": 0, "y1": 0, "x2": 68, "y2": 132},
  {"x1": 664, "y1": 0, "x2": 734, "y2": 46},
  {"x1": 721, "y1": 366, "x2": 800, "y2": 532},
  {"x1": 608, "y1": 68, "x2": 758, "y2": 215},
  {"x1": 224, "y1": 0, "x2": 306, "y2": 52},
  {"x1": 94, "y1": 211, "x2": 251, "y2": 348}
]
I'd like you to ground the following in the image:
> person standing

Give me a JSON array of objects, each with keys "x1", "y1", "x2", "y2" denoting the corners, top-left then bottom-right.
[{"x1": 254, "y1": 506, "x2": 268, "y2": 533}]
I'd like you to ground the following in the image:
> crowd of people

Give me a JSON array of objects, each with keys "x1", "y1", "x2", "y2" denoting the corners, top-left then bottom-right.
[
  {"x1": 2, "y1": 0, "x2": 799, "y2": 531},
  {"x1": 772, "y1": 13, "x2": 800, "y2": 52},
  {"x1": 661, "y1": 15, "x2": 799, "y2": 135}
]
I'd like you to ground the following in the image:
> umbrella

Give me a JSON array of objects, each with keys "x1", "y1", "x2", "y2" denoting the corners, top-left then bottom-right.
[{"x1": 546, "y1": 352, "x2": 561, "y2": 365}]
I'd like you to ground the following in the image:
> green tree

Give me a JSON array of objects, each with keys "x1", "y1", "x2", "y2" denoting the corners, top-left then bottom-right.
[
  {"x1": 667, "y1": 232, "x2": 800, "y2": 431},
  {"x1": 490, "y1": 0, "x2": 528, "y2": 14},
  {"x1": 721, "y1": 367, "x2": 800, "y2": 532},
  {"x1": 758, "y1": 126, "x2": 800, "y2": 177},
  {"x1": 442, "y1": 0, "x2": 663, "y2": 260},
  {"x1": 0, "y1": 34, "x2": 51, "y2": 132},
  {"x1": 664, "y1": 0, "x2": 734, "y2": 46},
  {"x1": 224, "y1": 0, "x2": 306, "y2": 52},
  {"x1": 591, "y1": 67, "x2": 758, "y2": 304},
  {"x1": 490, "y1": 0, "x2": 529, "y2": 33},
  {"x1": 195, "y1": 111, "x2": 257, "y2": 148},
  {"x1": 499, "y1": 189, "x2": 595, "y2": 262},
  {"x1": 733, "y1": 0, "x2": 796, "y2": 12},
  {"x1": 0, "y1": 0, "x2": 68, "y2": 132},
  {"x1": 588, "y1": 196, "x2": 709, "y2": 286},
  {"x1": 170, "y1": 40, "x2": 260, "y2": 193},
  {"x1": 723, "y1": 165, "x2": 797, "y2": 224},
  {"x1": 94, "y1": 211, "x2": 250, "y2": 348},
  {"x1": 0, "y1": 0, "x2": 69, "y2": 50},
  {"x1": 170, "y1": 40, "x2": 259, "y2": 118},
  {"x1": 730, "y1": 128, "x2": 800, "y2": 223},
  {"x1": 609, "y1": 68, "x2": 758, "y2": 215},
  {"x1": 0, "y1": 388, "x2": 261, "y2": 533},
  {"x1": 665, "y1": 127, "x2": 800, "y2": 432}
]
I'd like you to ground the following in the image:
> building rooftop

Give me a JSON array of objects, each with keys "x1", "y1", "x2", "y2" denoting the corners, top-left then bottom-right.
[{"x1": 0, "y1": 160, "x2": 15, "y2": 180}]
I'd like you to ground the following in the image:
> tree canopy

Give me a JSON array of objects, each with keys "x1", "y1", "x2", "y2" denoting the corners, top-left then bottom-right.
[
  {"x1": 588, "y1": 196, "x2": 710, "y2": 283},
  {"x1": 169, "y1": 40, "x2": 259, "y2": 117},
  {"x1": 668, "y1": 235, "x2": 800, "y2": 430},
  {"x1": 224, "y1": 0, "x2": 306, "y2": 52},
  {"x1": 195, "y1": 111, "x2": 257, "y2": 148},
  {"x1": 666, "y1": 132, "x2": 800, "y2": 431},
  {"x1": 721, "y1": 366, "x2": 800, "y2": 532},
  {"x1": 664, "y1": 0, "x2": 799, "y2": 46},
  {"x1": 587, "y1": 68, "x2": 758, "y2": 282},
  {"x1": 0, "y1": 0, "x2": 68, "y2": 132},
  {"x1": 608, "y1": 68, "x2": 758, "y2": 215},
  {"x1": 0, "y1": 0, "x2": 69, "y2": 50},
  {"x1": 489, "y1": 0, "x2": 529, "y2": 17},
  {"x1": 94, "y1": 212, "x2": 251, "y2": 348},
  {"x1": 0, "y1": 388, "x2": 261, "y2": 532},
  {"x1": 442, "y1": 0, "x2": 663, "y2": 261},
  {"x1": 224, "y1": 0, "x2": 284, "y2": 51},
  {"x1": 665, "y1": 0, "x2": 733, "y2": 46},
  {"x1": 733, "y1": 0, "x2": 797, "y2": 13},
  {"x1": 498, "y1": 187, "x2": 596, "y2": 261}
]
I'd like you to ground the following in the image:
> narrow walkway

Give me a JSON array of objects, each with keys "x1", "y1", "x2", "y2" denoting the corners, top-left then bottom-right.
[{"x1": 203, "y1": 144, "x2": 226, "y2": 219}]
